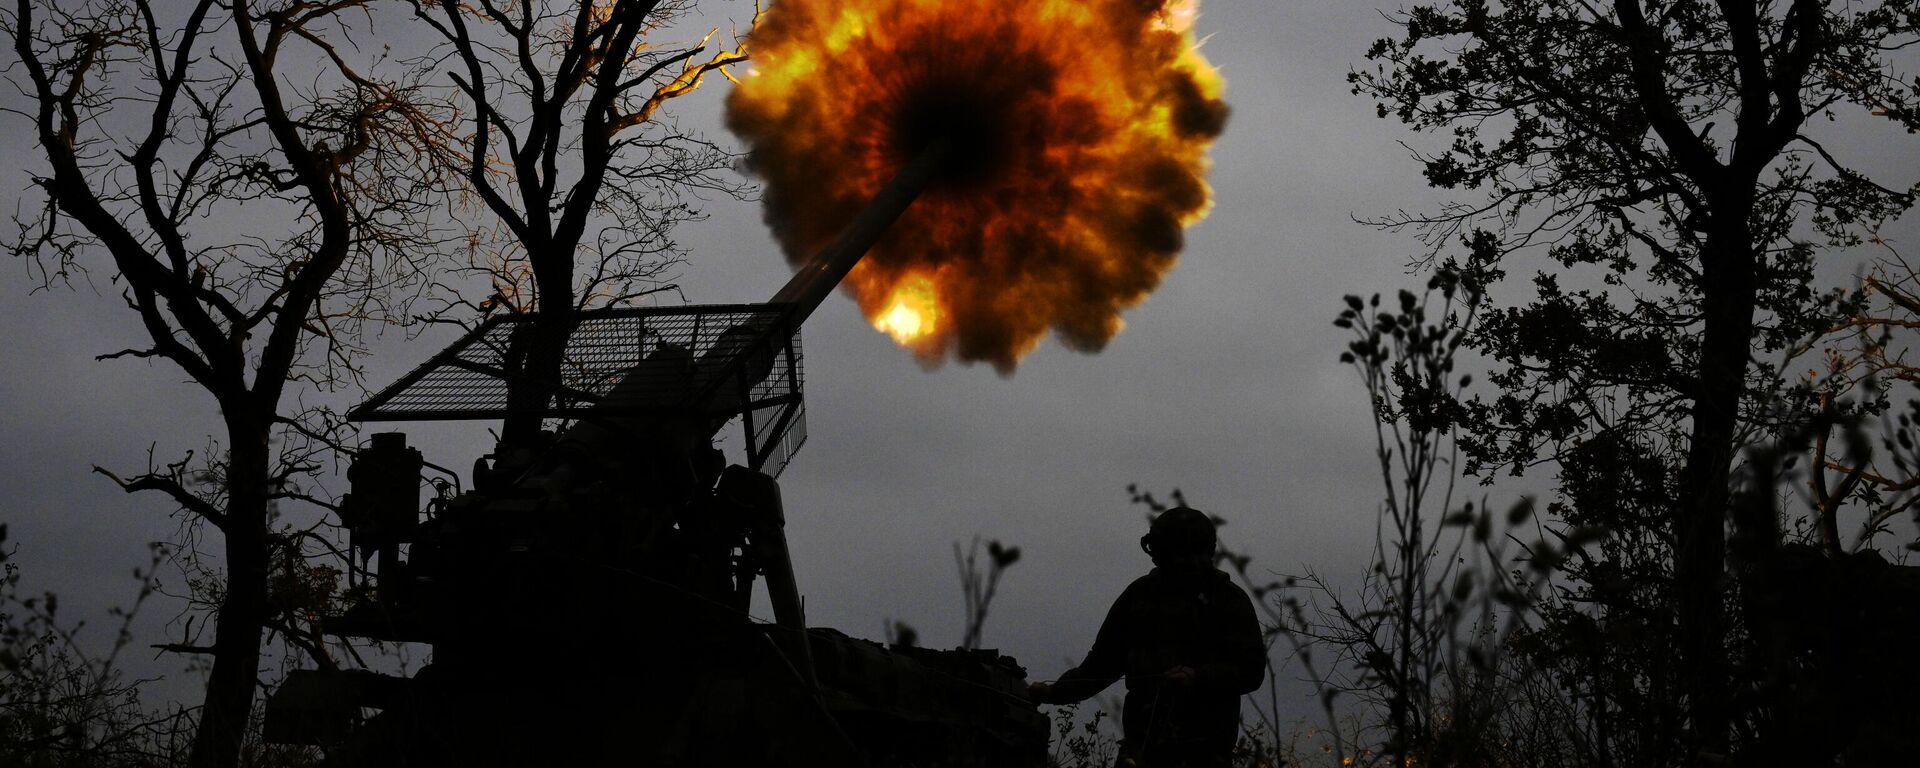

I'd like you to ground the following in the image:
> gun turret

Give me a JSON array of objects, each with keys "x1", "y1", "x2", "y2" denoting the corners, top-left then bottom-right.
[{"x1": 276, "y1": 137, "x2": 1045, "y2": 766}]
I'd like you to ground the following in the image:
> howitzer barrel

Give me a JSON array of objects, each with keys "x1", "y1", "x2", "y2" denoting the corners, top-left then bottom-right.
[
  {"x1": 559, "y1": 138, "x2": 952, "y2": 452},
  {"x1": 769, "y1": 136, "x2": 952, "y2": 326}
]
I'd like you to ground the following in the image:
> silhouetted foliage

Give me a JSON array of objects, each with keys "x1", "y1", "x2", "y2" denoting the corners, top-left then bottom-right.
[
  {"x1": 0, "y1": 526, "x2": 192, "y2": 765},
  {"x1": 1043, "y1": 703, "x2": 1117, "y2": 768},
  {"x1": 884, "y1": 534, "x2": 1021, "y2": 652},
  {"x1": 1351, "y1": 0, "x2": 1920, "y2": 762},
  {"x1": 956, "y1": 536, "x2": 1021, "y2": 651},
  {"x1": 1253, "y1": 275, "x2": 1600, "y2": 767}
]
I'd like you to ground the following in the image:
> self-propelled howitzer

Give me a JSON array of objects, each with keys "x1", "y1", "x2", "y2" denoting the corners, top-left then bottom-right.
[{"x1": 263, "y1": 140, "x2": 1045, "y2": 766}]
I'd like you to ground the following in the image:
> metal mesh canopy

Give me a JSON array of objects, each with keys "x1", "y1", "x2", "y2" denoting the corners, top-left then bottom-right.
[{"x1": 350, "y1": 304, "x2": 806, "y2": 473}]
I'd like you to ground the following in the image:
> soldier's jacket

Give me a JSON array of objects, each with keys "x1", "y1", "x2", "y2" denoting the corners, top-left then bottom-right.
[{"x1": 1044, "y1": 565, "x2": 1264, "y2": 765}]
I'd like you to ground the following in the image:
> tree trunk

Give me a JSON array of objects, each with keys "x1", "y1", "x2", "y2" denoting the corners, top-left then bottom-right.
[
  {"x1": 500, "y1": 267, "x2": 578, "y2": 452},
  {"x1": 187, "y1": 428, "x2": 272, "y2": 768},
  {"x1": 500, "y1": 310, "x2": 578, "y2": 451},
  {"x1": 1676, "y1": 210, "x2": 1758, "y2": 760}
]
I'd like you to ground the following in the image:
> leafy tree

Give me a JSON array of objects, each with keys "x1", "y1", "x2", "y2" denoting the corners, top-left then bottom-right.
[
  {"x1": 1264, "y1": 275, "x2": 1591, "y2": 767},
  {"x1": 1351, "y1": 0, "x2": 1920, "y2": 762}
]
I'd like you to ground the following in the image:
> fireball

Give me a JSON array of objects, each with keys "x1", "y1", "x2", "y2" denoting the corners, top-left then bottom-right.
[
  {"x1": 874, "y1": 272, "x2": 940, "y2": 344},
  {"x1": 727, "y1": 0, "x2": 1227, "y2": 372}
]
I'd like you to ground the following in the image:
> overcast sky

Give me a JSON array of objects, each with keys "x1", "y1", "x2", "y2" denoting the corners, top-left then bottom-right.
[{"x1": 3, "y1": 0, "x2": 1917, "y2": 733}]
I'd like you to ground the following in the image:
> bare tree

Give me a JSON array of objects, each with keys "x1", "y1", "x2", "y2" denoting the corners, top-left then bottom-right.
[
  {"x1": 407, "y1": 0, "x2": 750, "y2": 450},
  {"x1": 4, "y1": 0, "x2": 450, "y2": 764}
]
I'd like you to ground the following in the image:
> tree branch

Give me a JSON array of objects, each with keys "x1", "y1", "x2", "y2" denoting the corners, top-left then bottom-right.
[{"x1": 92, "y1": 465, "x2": 228, "y2": 531}]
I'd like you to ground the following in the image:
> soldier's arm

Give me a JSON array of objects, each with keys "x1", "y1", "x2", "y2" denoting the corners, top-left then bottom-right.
[{"x1": 1036, "y1": 581, "x2": 1138, "y2": 704}]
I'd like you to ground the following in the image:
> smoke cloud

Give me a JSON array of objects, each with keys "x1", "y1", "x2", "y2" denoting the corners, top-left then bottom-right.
[{"x1": 727, "y1": 0, "x2": 1228, "y2": 371}]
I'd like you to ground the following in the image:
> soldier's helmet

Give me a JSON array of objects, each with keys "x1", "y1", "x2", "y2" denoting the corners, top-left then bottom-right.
[{"x1": 1141, "y1": 506, "x2": 1217, "y2": 561}]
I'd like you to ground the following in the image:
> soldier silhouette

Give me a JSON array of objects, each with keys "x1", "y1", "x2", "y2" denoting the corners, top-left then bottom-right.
[{"x1": 1027, "y1": 506, "x2": 1265, "y2": 768}]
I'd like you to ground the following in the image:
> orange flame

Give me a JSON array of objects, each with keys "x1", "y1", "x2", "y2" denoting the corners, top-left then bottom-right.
[{"x1": 727, "y1": 0, "x2": 1227, "y2": 371}]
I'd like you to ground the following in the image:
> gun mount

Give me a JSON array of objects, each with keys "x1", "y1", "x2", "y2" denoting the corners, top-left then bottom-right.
[{"x1": 263, "y1": 142, "x2": 1047, "y2": 766}]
